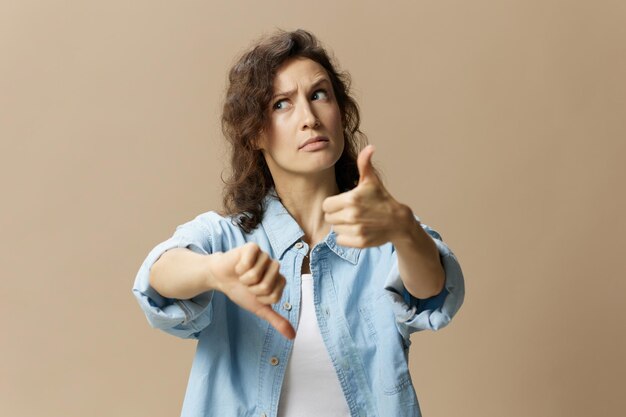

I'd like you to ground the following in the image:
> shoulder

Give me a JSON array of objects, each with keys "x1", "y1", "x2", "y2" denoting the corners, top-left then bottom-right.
[
  {"x1": 174, "y1": 210, "x2": 256, "y2": 252},
  {"x1": 175, "y1": 210, "x2": 234, "y2": 233}
]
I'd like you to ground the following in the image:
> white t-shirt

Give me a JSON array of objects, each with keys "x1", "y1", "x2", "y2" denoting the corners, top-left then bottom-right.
[{"x1": 277, "y1": 273, "x2": 351, "y2": 417}]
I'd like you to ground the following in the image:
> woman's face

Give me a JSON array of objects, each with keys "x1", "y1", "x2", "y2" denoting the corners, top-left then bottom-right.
[{"x1": 256, "y1": 57, "x2": 345, "y2": 184}]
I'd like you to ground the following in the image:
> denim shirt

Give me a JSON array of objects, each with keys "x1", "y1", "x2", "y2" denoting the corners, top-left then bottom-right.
[{"x1": 132, "y1": 192, "x2": 465, "y2": 417}]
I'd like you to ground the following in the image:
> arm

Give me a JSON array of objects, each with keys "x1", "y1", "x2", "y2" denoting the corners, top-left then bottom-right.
[
  {"x1": 384, "y1": 219, "x2": 465, "y2": 335},
  {"x1": 132, "y1": 223, "x2": 217, "y2": 339},
  {"x1": 149, "y1": 248, "x2": 217, "y2": 300},
  {"x1": 134, "y1": 221, "x2": 295, "y2": 340},
  {"x1": 391, "y1": 205, "x2": 445, "y2": 299},
  {"x1": 321, "y1": 145, "x2": 464, "y2": 333}
]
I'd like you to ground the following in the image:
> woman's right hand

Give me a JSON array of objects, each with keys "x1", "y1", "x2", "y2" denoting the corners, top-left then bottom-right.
[{"x1": 208, "y1": 242, "x2": 295, "y2": 339}]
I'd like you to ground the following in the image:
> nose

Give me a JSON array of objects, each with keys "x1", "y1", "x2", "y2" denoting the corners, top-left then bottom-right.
[{"x1": 299, "y1": 100, "x2": 320, "y2": 130}]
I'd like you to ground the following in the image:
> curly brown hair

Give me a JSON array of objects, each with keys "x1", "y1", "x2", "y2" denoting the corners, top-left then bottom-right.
[{"x1": 220, "y1": 28, "x2": 369, "y2": 233}]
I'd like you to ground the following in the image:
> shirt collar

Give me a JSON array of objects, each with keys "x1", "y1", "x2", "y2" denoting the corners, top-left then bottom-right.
[
  {"x1": 260, "y1": 191, "x2": 361, "y2": 265},
  {"x1": 324, "y1": 229, "x2": 361, "y2": 265}
]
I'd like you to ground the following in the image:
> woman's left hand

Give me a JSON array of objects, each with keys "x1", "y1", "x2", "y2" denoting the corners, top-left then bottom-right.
[{"x1": 322, "y1": 145, "x2": 415, "y2": 248}]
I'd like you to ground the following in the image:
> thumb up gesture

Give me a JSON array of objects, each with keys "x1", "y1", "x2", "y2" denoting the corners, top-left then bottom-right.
[{"x1": 322, "y1": 145, "x2": 412, "y2": 248}]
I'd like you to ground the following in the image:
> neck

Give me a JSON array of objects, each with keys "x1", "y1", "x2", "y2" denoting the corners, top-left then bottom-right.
[{"x1": 272, "y1": 171, "x2": 340, "y2": 246}]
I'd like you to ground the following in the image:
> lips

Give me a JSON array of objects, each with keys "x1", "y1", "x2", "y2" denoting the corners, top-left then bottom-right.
[{"x1": 299, "y1": 136, "x2": 329, "y2": 149}]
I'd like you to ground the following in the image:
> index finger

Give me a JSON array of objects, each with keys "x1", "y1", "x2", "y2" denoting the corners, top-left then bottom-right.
[
  {"x1": 255, "y1": 305, "x2": 296, "y2": 340},
  {"x1": 322, "y1": 191, "x2": 354, "y2": 214}
]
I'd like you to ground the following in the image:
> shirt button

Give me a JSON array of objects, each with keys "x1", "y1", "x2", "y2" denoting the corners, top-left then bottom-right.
[
  {"x1": 261, "y1": 414, "x2": 267, "y2": 417},
  {"x1": 270, "y1": 356, "x2": 279, "y2": 366},
  {"x1": 283, "y1": 302, "x2": 292, "y2": 311},
  {"x1": 295, "y1": 242, "x2": 303, "y2": 249}
]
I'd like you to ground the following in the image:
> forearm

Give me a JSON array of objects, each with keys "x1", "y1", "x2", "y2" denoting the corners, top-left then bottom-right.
[
  {"x1": 392, "y1": 206, "x2": 445, "y2": 299},
  {"x1": 149, "y1": 248, "x2": 217, "y2": 300}
]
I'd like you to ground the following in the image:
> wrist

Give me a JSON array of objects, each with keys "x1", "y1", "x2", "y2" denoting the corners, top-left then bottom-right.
[
  {"x1": 203, "y1": 252, "x2": 222, "y2": 292},
  {"x1": 390, "y1": 203, "x2": 420, "y2": 247}
]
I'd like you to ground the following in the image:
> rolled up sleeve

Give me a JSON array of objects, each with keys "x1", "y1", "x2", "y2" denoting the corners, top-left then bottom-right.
[
  {"x1": 132, "y1": 216, "x2": 215, "y2": 339},
  {"x1": 384, "y1": 222, "x2": 465, "y2": 336}
]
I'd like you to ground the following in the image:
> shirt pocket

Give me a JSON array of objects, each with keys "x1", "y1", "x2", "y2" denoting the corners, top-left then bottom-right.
[{"x1": 359, "y1": 292, "x2": 414, "y2": 395}]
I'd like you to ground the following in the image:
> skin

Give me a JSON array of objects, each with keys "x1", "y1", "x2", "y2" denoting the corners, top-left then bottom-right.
[
  {"x1": 322, "y1": 145, "x2": 446, "y2": 299},
  {"x1": 150, "y1": 57, "x2": 445, "y2": 341},
  {"x1": 256, "y1": 58, "x2": 345, "y2": 186}
]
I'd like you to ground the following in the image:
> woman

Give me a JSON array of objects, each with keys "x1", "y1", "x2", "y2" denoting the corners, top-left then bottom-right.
[{"x1": 132, "y1": 29, "x2": 465, "y2": 417}]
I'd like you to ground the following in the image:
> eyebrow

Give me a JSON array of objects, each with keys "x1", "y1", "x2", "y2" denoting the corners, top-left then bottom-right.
[{"x1": 271, "y1": 78, "x2": 331, "y2": 101}]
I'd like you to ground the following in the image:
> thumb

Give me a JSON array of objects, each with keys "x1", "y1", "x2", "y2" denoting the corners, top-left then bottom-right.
[
  {"x1": 255, "y1": 305, "x2": 296, "y2": 340},
  {"x1": 357, "y1": 144, "x2": 377, "y2": 185}
]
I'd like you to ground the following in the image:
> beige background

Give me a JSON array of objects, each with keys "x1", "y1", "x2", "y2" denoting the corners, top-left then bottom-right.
[{"x1": 1, "y1": 1, "x2": 625, "y2": 416}]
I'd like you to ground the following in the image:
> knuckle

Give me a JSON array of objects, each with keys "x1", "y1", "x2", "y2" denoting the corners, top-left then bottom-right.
[
  {"x1": 246, "y1": 272, "x2": 261, "y2": 284},
  {"x1": 246, "y1": 242, "x2": 260, "y2": 255},
  {"x1": 254, "y1": 269, "x2": 265, "y2": 280},
  {"x1": 257, "y1": 282, "x2": 271, "y2": 294},
  {"x1": 258, "y1": 250, "x2": 268, "y2": 261},
  {"x1": 244, "y1": 258, "x2": 255, "y2": 270}
]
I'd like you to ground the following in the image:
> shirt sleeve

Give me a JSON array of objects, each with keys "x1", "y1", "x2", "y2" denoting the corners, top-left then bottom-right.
[
  {"x1": 131, "y1": 214, "x2": 216, "y2": 339},
  {"x1": 383, "y1": 220, "x2": 465, "y2": 337}
]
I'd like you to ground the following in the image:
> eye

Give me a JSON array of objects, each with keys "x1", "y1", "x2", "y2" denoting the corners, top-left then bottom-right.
[
  {"x1": 312, "y1": 89, "x2": 329, "y2": 100},
  {"x1": 272, "y1": 99, "x2": 289, "y2": 111}
]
